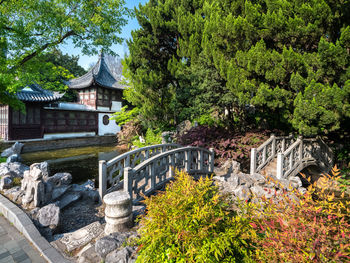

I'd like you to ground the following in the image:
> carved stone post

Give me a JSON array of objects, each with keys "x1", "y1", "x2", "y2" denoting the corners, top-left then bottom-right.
[
  {"x1": 298, "y1": 135, "x2": 303, "y2": 161},
  {"x1": 103, "y1": 191, "x2": 133, "y2": 235},
  {"x1": 276, "y1": 153, "x2": 284, "y2": 179},
  {"x1": 250, "y1": 148, "x2": 257, "y2": 175},
  {"x1": 99, "y1": 160, "x2": 107, "y2": 201},
  {"x1": 123, "y1": 167, "x2": 133, "y2": 199},
  {"x1": 209, "y1": 148, "x2": 215, "y2": 173},
  {"x1": 271, "y1": 134, "x2": 276, "y2": 157}
]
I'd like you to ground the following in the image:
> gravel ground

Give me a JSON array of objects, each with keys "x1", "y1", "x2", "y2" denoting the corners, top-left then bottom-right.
[{"x1": 59, "y1": 198, "x2": 105, "y2": 234}]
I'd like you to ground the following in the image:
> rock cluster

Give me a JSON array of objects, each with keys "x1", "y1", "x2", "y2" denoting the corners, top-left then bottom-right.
[
  {"x1": 0, "y1": 162, "x2": 29, "y2": 190},
  {"x1": 1, "y1": 142, "x2": 24, "y2": 159},
  {"x1": 51, "y1": 220, "x2": 138, "y2": 263},
  {"x1": 213, "y1": 159, "x2": 306, "y2": 203},
  {"x1": 1, "y1": 143, "x2": 101, "y2": 241}
]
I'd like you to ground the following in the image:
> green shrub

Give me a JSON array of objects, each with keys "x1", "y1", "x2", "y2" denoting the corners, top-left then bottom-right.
[
  {"x1": 111, "y1": 106, "x2": 140, "y2": 126},
  {"x1": 136, "y1": 171, "x2": 255, "y2": 263},
  {"x1": 132, "y1": 128, "x2": 162, "y2": 148},
  {"x1": 250, "y1": 166, "x2": 350, "y2": 263},
  {"x1": 194, "y1": 113, "x2": 223, "y2": 127},
  {"x1": 0, "y1": 157, "x2": 6, "y2": 163}
]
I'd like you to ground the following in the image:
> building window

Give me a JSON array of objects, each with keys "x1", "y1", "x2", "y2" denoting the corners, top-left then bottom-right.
[{"x1": 103, "y1": 115, "x2": 109, "y2": 125}]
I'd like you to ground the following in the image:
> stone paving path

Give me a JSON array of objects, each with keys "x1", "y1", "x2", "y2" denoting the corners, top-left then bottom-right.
[{"x1": 0, "y1": 215, "x2": 47, "y2": 263}]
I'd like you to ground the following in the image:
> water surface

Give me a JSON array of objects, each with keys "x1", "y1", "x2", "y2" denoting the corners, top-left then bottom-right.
[{"x1": 22, "y1": 145, "x2": 120, "y2": 184}]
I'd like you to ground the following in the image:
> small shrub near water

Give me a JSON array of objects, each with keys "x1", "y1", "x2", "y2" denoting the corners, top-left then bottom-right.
[{"x1": 136, "y1": 171, "x2": 255, "y2": 263}]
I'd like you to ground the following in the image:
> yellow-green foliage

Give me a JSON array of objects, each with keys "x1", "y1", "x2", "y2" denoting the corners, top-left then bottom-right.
[{"x1": 136, "y1": 171, "x2": 255, "y2": 263}]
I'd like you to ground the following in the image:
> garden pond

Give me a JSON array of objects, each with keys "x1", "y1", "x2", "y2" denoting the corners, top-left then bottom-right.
[{"x1": 21, "y1": 145, "x2": 120, "y2": 185}]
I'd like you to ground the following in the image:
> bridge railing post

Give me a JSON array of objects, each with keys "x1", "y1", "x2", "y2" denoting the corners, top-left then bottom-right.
[
  {"x1": 199, "y1": 150, "x2": 204, "y2": 172},
  {"x1": 99, "y1": 160, "x2": 107, "y2": 201},
  {"x1": 123, "y1": 167, "x2": 133, "y2": 202},
  {"x1": 276, "y1": 153, "x2": 284, "y2": 179},
  {"x1": 298, "y1": 135, "x2": 303, "y2": 161},
  {"x1": 281, "y1": 138, "x2": 286, "y2": 152},
  {"x1": 184, "y1": 149, "x2": 190, "y2": 172},
  {"x1": 271, "y1": 134, "x2": 276, "y2": 157},
  {"x1": 150, "y1": 163, "x2": 155, "y2": 192},
  {"x1": 209, "y1": 148, "x2": 215, "y2": 173},
  {"x1": 170, "y1": 153, "x2": 175, "y2": 177},
  {"x1": 250, "y1": 148, "x2": 257, "y2": 175}
]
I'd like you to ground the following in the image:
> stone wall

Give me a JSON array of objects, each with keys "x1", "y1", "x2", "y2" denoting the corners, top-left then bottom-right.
[{"x1": 0, "y1": 135, "x2": 117, "y2": 153}]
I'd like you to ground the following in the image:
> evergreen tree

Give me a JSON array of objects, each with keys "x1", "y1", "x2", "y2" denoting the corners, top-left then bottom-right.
[{"x1": 125, "y1": 0, "x2": 350, "y2": 135}]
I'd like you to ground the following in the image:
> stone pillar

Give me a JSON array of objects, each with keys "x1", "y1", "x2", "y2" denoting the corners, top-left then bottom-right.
[{"x1": 103, "y1": 191, "x2": 132, "y2": 235}]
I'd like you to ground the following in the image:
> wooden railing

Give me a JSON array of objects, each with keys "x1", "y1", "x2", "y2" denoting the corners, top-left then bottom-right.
[
  {"x1": 250, "y1": 134, "x2": 295, "y2": 175},
  {"x1": 123, "y1": 146, "x2": 215, "y2": 204},
  {"x1": 99, "y1": 144, "x2": 181, "y2": 198}
]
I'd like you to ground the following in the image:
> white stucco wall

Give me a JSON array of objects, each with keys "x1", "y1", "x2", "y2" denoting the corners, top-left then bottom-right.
[
  {"x1": 97, "y1": 106, "x2": 110, "y2": 111},
  {"x1": 43, "y1": 132, "x2": 96, "y2": 139},
  {"x1": 111, "y1": 101, "x2": 122, "y2": 112},
  {"x1": 98, "y1": 113, "x2": 120, "y2": 136}
]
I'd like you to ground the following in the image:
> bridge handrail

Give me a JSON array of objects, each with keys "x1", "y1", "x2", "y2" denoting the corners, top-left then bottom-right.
[
  {"x1": 276, "y1": 136, "x2": 333, "y2": 179},
  {"x1": 99, "y1": 143, "x2": 182, "y2": 198},
  {"x1": 277, "y1": 137, "x2": 303, "y2": 178},
  {"x1": 123, "y1": 146, "x2": 215, "y2": 204},
  {"x1": 250, "y1": 134, "x2": 295, "y2": 175}
]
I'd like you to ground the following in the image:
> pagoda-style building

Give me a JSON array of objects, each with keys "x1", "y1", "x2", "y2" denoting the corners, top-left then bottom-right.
[
  {"x1": 0, "y1": 53, "x2": 123, "y2": 141},
  {"x1": 67, "y1": 53, "x2": 123, "y2": 112}
]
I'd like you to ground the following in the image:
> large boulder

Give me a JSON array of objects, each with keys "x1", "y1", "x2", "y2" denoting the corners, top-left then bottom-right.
[
  {"x1": 37, "y1": 203, "x2": 60, "y2": 229},
  {"x1": 4, "y1": 186, "x2": 24, "y2": 202},
  {"x1": 214, "y1": 159, "x2": 241, "y2": 177},
  {"x1": 77, "y1": 244, "x2": 101, "y2": 263},
  {"x1": 52, "y1": 221, "x2": 104, "y2": 252},
  {"x1": 1, "y1": 142, "x2": 24, "y2": 157},
  {"x1": 51, "y1": 185, "x2": 71, "y2": 201},
  {"x1": 105, "y1": 248, "x2": 130, "y2": 263},
  {"x1": 6, "y1": 154, "x2": 21, "y2": 163},
  {"x1": 57, "y1": 192, "x2": 82, "y2": 209},
  {"x1": 0, "y1": 163, "x2": 10, "y2": 177},
  {"x1": 95, "y1": 235, "x2": 119, "y2": 259},
  {"x1": 21, "y1": 169, "x2": 46, "y2": 207},
  {"x1": 0, "y1": 175, "x2": 12, "y2": 190},
  {"x1": 176, "y1": 120, "x2": 192, "y2": 137},
  {"x1": 71, "y1": 180, "x2": 99, "y2": 202},
  {"x1": 0, "y1": 162, "x2": 29, "y2": 178},
  {"x1": 46, "y1": 172, "x2": 72, "y2": 186}
]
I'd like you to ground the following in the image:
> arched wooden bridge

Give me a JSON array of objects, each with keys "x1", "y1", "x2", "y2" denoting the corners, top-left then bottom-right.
[{"x1": 99, "y1": 144, "x2": 215, "y2": 203}]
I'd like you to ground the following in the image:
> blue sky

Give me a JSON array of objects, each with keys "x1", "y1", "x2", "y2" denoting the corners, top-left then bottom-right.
[{"x1": 59, "y1": 0, "x2": 148, "y2": 69}]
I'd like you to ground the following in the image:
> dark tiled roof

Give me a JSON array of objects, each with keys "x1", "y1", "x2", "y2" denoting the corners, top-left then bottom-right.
[
  {"x1": 16, "y1": 84, "x2": 64, "y2": 102},
  {"x1": 66, "y1": 53, "x2": 123, "y2": 90}
]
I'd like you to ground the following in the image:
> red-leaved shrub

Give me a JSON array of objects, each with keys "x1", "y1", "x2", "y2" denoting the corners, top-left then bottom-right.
[
  {"x1": 250, "y1": 167, "x2": 350, "y2": 262},
  {"x1": 176, "y1": 125, "x2": 272, "y2": 170}
]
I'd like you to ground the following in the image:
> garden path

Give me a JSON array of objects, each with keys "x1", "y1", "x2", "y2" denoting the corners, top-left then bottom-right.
[{"x1": 0, "y1": 215, "x2": 46, "y2": 263}]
